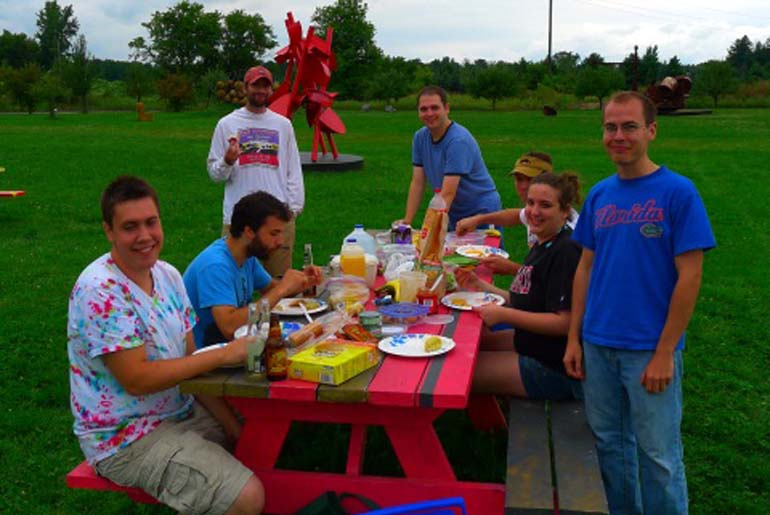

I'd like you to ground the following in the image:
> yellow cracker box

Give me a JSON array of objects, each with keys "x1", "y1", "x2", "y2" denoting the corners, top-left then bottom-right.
[{"x1": 288, "y1": 339, "x2": 381, "y2": 385}]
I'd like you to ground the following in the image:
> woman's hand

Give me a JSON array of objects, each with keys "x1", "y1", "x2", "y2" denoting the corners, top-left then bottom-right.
[
  {"x1": 455, "y1": 267, "x2": 483, "y2": 291},
  {"x1": 479, "y1": 255, "x2": 520, "y2": 276},
  {"x1": 474, "y1": 303, "x2": 508, "y2": 327}
]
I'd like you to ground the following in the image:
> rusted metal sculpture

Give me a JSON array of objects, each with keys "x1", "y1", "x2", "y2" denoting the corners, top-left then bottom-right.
[
  {"x1": 269, "y1": 12, "x2": 346, "y2": 162},
  {"x1": 645, "y1": 76, "x2": 692, "y2": 113}
]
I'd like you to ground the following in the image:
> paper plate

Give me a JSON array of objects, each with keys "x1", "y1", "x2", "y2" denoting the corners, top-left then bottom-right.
[
  {"x1": 378, "y1": 333, "x2": 455, "y2": 358},
  {"x1": 424, "y1": 314, "x2": 455, "y2": 325},
  {"x1": 235, "y1": 321, "x2": 303, "y2": 340},
  {"x1": 441, "y1": 291, "x2": 506, "y2": 311},
  {"x1": 455, "y1": 245, "x2": 509, "y2": 260},
  {"x1": 271, "y1": 298, "x2": 328, "y2": 316},
  {"x1": 192, "y1": 343, "x2": 242, "y2": 368}
]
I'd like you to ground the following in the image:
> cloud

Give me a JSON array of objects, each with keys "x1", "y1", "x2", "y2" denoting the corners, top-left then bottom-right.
[{"x1": 1, "y1": 0, "x2": 769, "y2": 64}]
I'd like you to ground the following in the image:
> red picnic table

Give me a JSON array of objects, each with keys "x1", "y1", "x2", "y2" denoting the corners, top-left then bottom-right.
[{"x1": 179, "y1": 240, "x2": 506, "y2": 515}]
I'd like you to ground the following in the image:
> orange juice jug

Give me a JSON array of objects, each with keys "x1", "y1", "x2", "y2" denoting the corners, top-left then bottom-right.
[{"x1": 340, "y1": 239, "x2": 366, "y2": 278}]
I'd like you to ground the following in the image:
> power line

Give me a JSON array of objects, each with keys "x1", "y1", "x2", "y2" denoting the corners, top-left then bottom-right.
[{"x1": 568, "y1": 0, "x2": 770, "y2": 24}]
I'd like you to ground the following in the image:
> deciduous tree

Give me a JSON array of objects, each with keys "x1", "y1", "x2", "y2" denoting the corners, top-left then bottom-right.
[
  {"x1": 312, "y1": 0, "x2": 383, "y2": 100},
  {"x1": 132, "y1": 1, "x2": 222, "y2": 75},
  {"x1": 468, "y1": 62, "x2": 519, "y2": 110},
  {"x1": 0, "y1": 30, "x2": 40, "y2": 69},
  {"x1": 61, "y1": 34, "x2": 92, "y2": 112},
  {"x1": 694, "y1": 60, "x2": 736, "y2": 107},
  {"x1": 34, "y1": 67, "x2": 70, "y2": 117},
  {"x1": 576, "y1": 65, "x2": 624, "y2": 108},
  {"x1": 6, "y1": 63, "x2": 44, "y2": 113},
  {"x1": 125, "y1": 62, "x2": 155, "y2": 102},
  {"x1": 35, "y1": 1, "x2": 79, "y2": 69},
  {"x1": 221, "y1": 10, "x2": 276, "y2": 79}
]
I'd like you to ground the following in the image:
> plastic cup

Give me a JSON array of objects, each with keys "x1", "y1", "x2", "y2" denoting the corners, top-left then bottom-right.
[{"x1": 399, "y1": 271, "x2": 427, "y2": 302}]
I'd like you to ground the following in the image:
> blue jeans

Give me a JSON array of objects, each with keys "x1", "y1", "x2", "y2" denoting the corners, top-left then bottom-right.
[
  {"x1": 518, "y1": 355, "x2": 583, "y2": 401},
  {"x1": 583, "y1": 342, "x2": 688, "y2": 515}
]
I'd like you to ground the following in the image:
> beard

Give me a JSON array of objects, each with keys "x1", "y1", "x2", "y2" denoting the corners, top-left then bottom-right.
[
  {"x1": 247, "y1": 94, "x2": 269, "y2": 109},
  {"x1": 247, "y1": 237, "x2": 271, "y2": 260}
]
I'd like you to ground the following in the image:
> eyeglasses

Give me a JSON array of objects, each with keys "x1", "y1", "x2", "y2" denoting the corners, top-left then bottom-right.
[{"x1": 603, "y1": 122, "x2": 646, "y2": 135}]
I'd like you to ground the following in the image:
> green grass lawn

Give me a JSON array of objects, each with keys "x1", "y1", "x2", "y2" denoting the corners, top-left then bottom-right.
[{"x1": 1, "y1": 107, "x2": 768, "y2": 514}]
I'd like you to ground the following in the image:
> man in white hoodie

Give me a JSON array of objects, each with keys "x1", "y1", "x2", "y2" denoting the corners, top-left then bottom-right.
[{"x1": 207, "y1": 66, "x2": 304, "y2": 277}]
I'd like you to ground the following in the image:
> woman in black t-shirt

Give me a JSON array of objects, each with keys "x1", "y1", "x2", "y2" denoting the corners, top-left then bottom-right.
[{"x1": 456, "y1": 172, "x2": 583, "y2": 400}]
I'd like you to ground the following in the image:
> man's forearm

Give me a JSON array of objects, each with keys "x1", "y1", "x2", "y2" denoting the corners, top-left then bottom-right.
[{"x1": 207, "y1": 156, "x2": 233, "y2": 182}]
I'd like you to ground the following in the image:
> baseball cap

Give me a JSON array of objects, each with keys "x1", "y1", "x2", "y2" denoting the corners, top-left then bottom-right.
[
  {"x1": 243, "y1": 66, "x2": 273, "y2": 86},
  {"x1": 509, "y1": 154, "x2": 553, "y2": 178}
]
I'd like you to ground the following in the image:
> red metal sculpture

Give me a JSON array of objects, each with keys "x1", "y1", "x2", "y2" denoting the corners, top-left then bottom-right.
[{"x1": 269, "y1": 12, "x2": 346, "y2": 162}]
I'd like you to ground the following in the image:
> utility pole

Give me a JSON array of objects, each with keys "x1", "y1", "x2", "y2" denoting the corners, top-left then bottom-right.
[
  {"x1": 547, "y1": 0, "x2": 553, "y2": 72},
  {"x1": 633, "y1": 45, "x2": 639, "y2": 91}
]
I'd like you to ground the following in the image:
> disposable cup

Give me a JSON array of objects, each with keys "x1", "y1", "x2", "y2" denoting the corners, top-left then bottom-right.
[{"x1": 399, "y1": 271, "x2": 427, "y2": 302}]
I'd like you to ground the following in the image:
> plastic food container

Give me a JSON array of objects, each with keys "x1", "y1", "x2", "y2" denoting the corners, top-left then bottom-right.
[
  {"x1": 326, "y1": 275, "x2": 371, "y2": 311},
  {"x1": 445, "y1": 230, "x2": 486, "y2": 254},
  {"x1": 378, "y1": 302, "x2": 430, "y2": 327},
  {"x1": 330, "y1": 254, "x2": 378, "y2": 287}
]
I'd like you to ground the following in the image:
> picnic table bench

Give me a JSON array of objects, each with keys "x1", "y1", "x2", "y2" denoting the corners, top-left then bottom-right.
[{"x1": 505, "y1": 398, "x2": 607, "y2": 515}]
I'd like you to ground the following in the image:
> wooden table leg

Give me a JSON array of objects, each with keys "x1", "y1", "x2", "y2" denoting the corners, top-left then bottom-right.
[
  {"x1": 467, "y1": 394, "x2": 507, "y2": 431},
  {"x1": 346, "y1": 424, "x2": 367, "y2": 476},
  {"x1": 384, "y1": 410, "x2": 455, "y2": 480}
]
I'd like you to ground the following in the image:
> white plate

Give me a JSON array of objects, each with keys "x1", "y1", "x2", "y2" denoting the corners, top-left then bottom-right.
[
  {"x1": 192, "y1": 343, "x2": 242, "y2": 368},
  {"x1": 234, "y1": 321, "x2": 303, "y2": 340},
  {"x1": 271, "y1": 298, "x2": 328, "y2": 316},
  {"x1": 455, "y1": 245, "x2": 509, "y2": 260},
  {"x1": 441, "y1": 291, "x2": 506, "y2": 311},
  {"x1": 378, "y1": 334, "x2": 455, "y2": 358}
]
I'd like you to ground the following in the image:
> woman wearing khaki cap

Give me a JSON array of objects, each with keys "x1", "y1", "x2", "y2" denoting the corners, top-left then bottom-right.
[{"x1": 455, "y1": 151, "x2": 579, "y2": 275}]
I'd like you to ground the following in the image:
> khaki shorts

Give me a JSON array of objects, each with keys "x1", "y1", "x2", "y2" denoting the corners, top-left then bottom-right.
[
  {"x1": 95, "y1": 403, "x2": 253, "y2": 515},
  {"x1": 222, "y1": 217, "x2": 295, "y2": 277}
]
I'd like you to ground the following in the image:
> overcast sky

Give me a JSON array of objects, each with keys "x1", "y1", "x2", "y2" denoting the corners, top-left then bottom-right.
[{"x1": 2, "y1": 0, "x2": 770, "y2": 65}]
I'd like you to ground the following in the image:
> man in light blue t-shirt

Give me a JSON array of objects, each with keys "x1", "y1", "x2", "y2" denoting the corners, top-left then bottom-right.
[
  {"x1": 564, "y1": 91, "x2": 715, "y2": 515},
  {"x1": 395, "y1": 86, "x2": 501, "y2": 231},
  {"x1": 184, "y1": 191, "x2": 323, "y2": 349}
]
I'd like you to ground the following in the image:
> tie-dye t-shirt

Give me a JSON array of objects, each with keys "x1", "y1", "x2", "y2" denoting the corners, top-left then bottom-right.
[{"x1": 68, "y1": 253, "x2": 196, "y2": 464}]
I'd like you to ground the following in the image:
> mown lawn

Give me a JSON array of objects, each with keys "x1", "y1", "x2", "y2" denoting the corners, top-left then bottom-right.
[{"x1": 0, "y1": 107, "x2": 768, "y2": 514}]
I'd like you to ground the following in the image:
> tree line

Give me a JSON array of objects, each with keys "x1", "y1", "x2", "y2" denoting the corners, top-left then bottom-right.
[{"x1": 1, "y1": 0, "x2": 769, "y2": 114}]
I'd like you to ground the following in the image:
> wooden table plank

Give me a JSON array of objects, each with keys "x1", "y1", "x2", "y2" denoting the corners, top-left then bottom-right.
[{"x1": 179, "y1": 368, "x2": 233, "y2": 396}]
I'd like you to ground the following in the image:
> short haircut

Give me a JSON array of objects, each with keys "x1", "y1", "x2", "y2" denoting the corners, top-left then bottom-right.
[
  {"x1": 101, "y1": 176, "x2": 159, "y2": 227},
  {"x1": 604, "y1": 90, "x2": 657, "y2": 125},
  {"x1": 417, "y1": 85, "x2": 448, "y2": 106},
  {"x1": 230, "y1": 191, "x2": 290, "y2": 238}
]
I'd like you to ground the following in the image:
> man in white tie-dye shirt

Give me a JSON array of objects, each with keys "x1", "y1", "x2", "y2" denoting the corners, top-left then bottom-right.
[{"x1": 68, "y1": 176, "x2": 265, "y2": 515}]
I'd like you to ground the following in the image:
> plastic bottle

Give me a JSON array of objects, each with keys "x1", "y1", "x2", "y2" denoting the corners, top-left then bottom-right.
[
  {"x1": 343, "y1": 224, "x2": 377, "y2": 255},
  {"x1": 246, "y1": 299, "x2": 270, "y2": 376},
  {"x1": 339, "y1": 238, "x2": 367, "y2": 278},
  {"x1": 419, "y1": 189, "x2": 448, "y2": 262},
  {"x1": 428, "y1": 188, "x2": 447, "y2": 211},
  {"x1": 302, "y1": 243, "x2": 316, "y2": 297}
]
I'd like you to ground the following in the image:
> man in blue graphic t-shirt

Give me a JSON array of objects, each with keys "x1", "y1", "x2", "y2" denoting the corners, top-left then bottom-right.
[
  {"x1": 564, "y1": 91, "x2": 716, "y2": 515},
  {"x1": 184, "y1": 191, "x2": 322, "y2": 349},
  {"x1": 395, "y1": 85, "x2": 501, "y2": 231}
]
